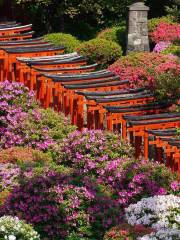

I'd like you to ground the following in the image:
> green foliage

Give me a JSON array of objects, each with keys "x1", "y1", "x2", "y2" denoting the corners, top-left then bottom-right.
[
  {"x1": 13, "y1": 0, "x2": 132, "y2": 36},
  {"x1": 97, "y1": 26, "x2": 126, "y2": 53},
  {"x1": 43, "y1": 33, "x2": 81, "y2": 53},
  {"x1": 36, "y1": 108, "x2": 76, "y2": 161},
  {"x1": 76, "y1": 38, "x2": 123, "y2": 68},
  {"x1": 39, "y1": 108, "x2": 76, "y2": 143},
  {"x1": 145, "y1": 0, "x2": 178, "y2": 18},
  {"x1": 23, "y1": 108, "x2": 76, "y2": 146},
  {"x1": 16, "y1": 0, "x2": 51, "y2": 4},
  {"x1": 162, "y1": 44, "x2": 180, "y2": 57},
  {"x1": 166, "y1": 0, "x2": 180, "y2": 22},
  {"x1": 177, "y1": 128, "x2": 180, "y2": 136},
  {"x1": 12, "y1": 0, "x2": 179, "y2": 38},
  {"x1": 65, "y1": 233, "x2": 90, "y2": 240},
  {"x1": 154, "y1": 70, "x2": 180, "y2": 100}
]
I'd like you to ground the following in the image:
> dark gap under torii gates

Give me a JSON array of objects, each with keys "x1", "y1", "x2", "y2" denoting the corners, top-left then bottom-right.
[{"x1": 0, "y1": 0, "x2": 14, "y2": 21}]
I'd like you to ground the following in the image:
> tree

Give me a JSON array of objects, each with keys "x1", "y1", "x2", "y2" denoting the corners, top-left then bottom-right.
[
  {"x1": 12, "y1": 0, "x2": 178, "y2": 38},
  {"x1": 165, "y1": 0, "x2": 180, "y2": 22}
]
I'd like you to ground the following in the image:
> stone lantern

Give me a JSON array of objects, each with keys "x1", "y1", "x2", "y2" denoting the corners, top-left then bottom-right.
[{"x1": 126, "y1": 0, "x2": 150, "y2": 54}]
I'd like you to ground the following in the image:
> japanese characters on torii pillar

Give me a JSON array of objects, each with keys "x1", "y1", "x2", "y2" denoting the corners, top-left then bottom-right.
[{"x1": 126, "y1": 1, "x2": 150, "y2": 54}]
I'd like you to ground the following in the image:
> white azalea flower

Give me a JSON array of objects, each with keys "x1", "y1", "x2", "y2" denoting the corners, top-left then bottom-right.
[
  {"x1": 8, "y1": 235, "x2": 16, "y2": 240},
  {"x1": 138, "y1": 228, "x2": 180, "y2": 240},
  {"x1": 0, "y1": 226, "x2": 6, "y2": 232},
  {"x1": 0, "y1": 216, "x2": 40, "y2": 240},
  {"x1": 125, "y1": 195, "x2": 180, "y2": 230}
]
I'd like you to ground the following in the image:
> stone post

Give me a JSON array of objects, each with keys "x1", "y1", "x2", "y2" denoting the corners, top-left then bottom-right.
[{"x1": 126, "y1": 1, "x2": 150, "y2": 54}]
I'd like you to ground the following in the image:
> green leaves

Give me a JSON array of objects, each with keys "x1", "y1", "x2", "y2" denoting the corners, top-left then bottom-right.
[
  {"x1": 77, "y1": 38, "x2": 122, "y2": 68},
  {"x1": 13, "y1": 0, "x2": 132, "y2": 35},
  {"x1": 154, "y1": 70, "x2": 180, "y2": 100},
  {"x1": 44, "y1": 33, "x2": 81, "y2": 53}
]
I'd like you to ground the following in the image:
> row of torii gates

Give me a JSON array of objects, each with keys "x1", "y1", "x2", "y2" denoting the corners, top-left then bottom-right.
[{"x1": 0, "y1": 21, "x2": 179, "y2": 175}]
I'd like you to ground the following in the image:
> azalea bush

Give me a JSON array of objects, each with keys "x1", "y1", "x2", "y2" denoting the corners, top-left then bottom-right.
[
  {"x1": 154, "y1": 69, "x2": 180, "y2": 100},
  {"x1": 0, "y1": 170, "x2": 123, "y2": 239},
  {"x1": 59, "y1": 129, "x2": 134, "y2": 170},
  {"x1": 0, "y1": 128, "x2": 177, "y2": 239},
  {"x1": 0, "y1": 129, "x2": 178, "y2": 239},
  {"x1": 125, "y1": 194, "x2": 180, "y2": 230},
  {"x1": 39, "y1": 108, "x2": 76, "y2": 144},
  {"x1": 148, "y1": 16, "x2": 175, "y2": 34},
  {"x1": 0, "y1": 80, "x2": 52, "y2": 150},
  {"x1": 0, "y1": 215, "x2": 40, "y2": 240},
  {"x1": 149, "y1": 16, "x2": 180, "y2": 58},
  {"x1": 76, "y1": 38, "x2": 122, "y2": 68},
  {"x1": 97, "y1": 26, "x2": 126, "y2": 45},
  {"x1": 153, "y1": 41, "x2": 171, "y2": 53},
  {"x1": 0, "y1": 81, "x2": 75, "y2": 153},
  {"x1": 0, "y1": 163, "x2": 20, "y2": 193},
  {"x1": 0, "y1": 80, "x2": 37, "y2": 111},
  {"x1": 169, "y1": 103, "x2": 180, "y2": 113},
  {"x1": 105, "y1": 224, "x2": 180, "y2": 240},
  {"x1": 162, "y1": 43, "x2": 180, "y2": 57},
  {"x1": 103, "y1": 223, "x2": 154, "y2": 240},
  {"x1": 0, "y1": 147, "x2": 52, "y2": 167},
  {"x1": 59, "y1": 130, "x2": 177, "y2": 206},
  {"x1": 0, "y1": 158, "x2": 68, "y2": 206},
  {"x1": 109, "y1": 52, "x2": 161, "y2": 89},
  {"x1": 18, "y1": 108, "x2": 76, "y2": 152},
  {"x1": 97, "y1": 26, "x2": 126, "y2": 52},
  {"x1": 43, "y1": 33, "x2": 81, "y2": 53},
  {"x1": 150, "y1": 21, "x2": 180, "y2": 43},
  {"x1": 109, "y1": 52, "x2": 180, "y2": 92},
  {"x1": 139, "y1": 228, "x2": 180, "y2": 240},
  {"x1": 0, "y1": 150, "x2": 51, "y2": 206},
  {"x1": 0, "y1": 107, "x2": 54, "y2": 151},
  {"x1": 153, "y1": 39, "x2": 180, "y2": 56},
  {"x1": 95, "y1": 158, "x2": 177, "y2": 206}
]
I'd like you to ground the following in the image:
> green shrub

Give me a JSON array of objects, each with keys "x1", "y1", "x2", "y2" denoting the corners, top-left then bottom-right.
[
  {"x1": 76, "y1": 38, "x2": 122, "y2": 68},
  {"x1": 37, "y1": 108, "x2": 76, "y2": 160},
  {"x1": 166, "y1": 0, "x2": 180, "y2": 22},
  {"x1": 39, "y1": 108, "x2": 76, "y2": 143},
  {"x1": 20, "y1": 108, "x2": 76, "y2": 146},
  {"x1": 148, "y1": 16, "x2": 175, "y2": 33},
  {"x1": 162, "y1": 44, "x2": 180, "y2": 57},
  {"x1": 43, "y1": 33, "x2": 81, "y2": 53},
  {"x1": 99, "y1": 26, "x2": 125, "y2": 43},
  {"x1": 154, "y1": 70, "x2": 180, "y2": 100},
  {"x1": 97, "y1": 26, "x2": 126, "y2": 52}
]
